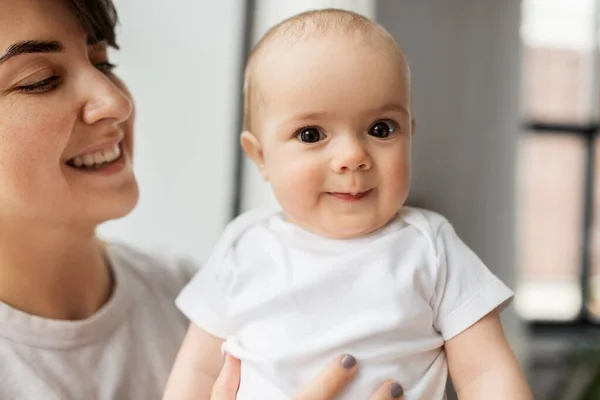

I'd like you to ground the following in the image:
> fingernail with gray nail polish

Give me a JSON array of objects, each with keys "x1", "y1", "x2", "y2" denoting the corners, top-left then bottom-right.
[
  {"x1": 390, "y1": 382, "x2": 404, "y2": 398},
  {"x1": 341, "y1": 354, "x2": 356, "y2": 369}
]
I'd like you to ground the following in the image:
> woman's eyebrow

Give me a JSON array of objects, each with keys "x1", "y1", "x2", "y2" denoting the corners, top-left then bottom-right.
[{"x1": 0, "y1": 40, "x2": 63, "y2": 64}]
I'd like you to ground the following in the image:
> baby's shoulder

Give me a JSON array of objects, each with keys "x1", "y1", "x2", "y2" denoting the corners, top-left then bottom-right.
[
  {"x1": 223, "y1": 207, "x2": 280, "y2": 239},
  {"x1": 396, "y1": 206, "x2": 451, "y2": 240},
  {"x1": 208, "y1": 207, "x2": 282, "y2": 260}
]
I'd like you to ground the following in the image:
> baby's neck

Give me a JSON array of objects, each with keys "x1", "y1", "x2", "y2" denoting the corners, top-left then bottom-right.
[{"x1": 283, "y1": 211, "x2": 398, "y2": 240}]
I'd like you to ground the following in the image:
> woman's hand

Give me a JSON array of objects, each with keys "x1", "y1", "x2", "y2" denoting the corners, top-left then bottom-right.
[
  {"x1": 210, "y1": 354, "x2": 404, "y2": 400},
  {"x1": 210, "y1": 354, "x2": 241, "y2": 400}
]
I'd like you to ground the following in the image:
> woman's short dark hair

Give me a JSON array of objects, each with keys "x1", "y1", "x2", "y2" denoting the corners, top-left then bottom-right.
[{"x1": 65, "y1": 0, "x2": 119, "y2": 48}]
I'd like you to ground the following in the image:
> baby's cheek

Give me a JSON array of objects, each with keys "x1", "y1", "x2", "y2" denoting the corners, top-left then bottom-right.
[
  {"x1": 383, "y1": 157, "x2": 411, "y2": 199},
  {"x1": 270, "y1": 162, "x2": 323, "y2": 214}
]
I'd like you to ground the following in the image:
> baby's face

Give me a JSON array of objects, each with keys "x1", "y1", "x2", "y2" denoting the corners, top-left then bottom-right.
[{"x1": 248, "y1": 35, "x2": 413, "y2": 239}]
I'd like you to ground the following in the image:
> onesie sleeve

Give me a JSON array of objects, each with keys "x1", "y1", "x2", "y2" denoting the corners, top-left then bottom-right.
[
  {"x1": 431, "y1": 222, "x2": 514, "y2": 341},
  {"x1": 175, "y1": 246, "x2": 236, "y2": 339}
]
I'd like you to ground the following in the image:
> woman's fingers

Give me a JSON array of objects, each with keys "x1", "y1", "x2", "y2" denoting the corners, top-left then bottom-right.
[
  {"x1": 211, "y1": 353, "x2": 404, "y2": 400},
  {"x1": 292, "y1": 354, "x2": 358, "y2": 400},
  {"x1": 368, "y1": 380, "x2": 405, "y2": 400},
  {"x1": 210, "y1": 354, "x2": 241, "y2": 400}
]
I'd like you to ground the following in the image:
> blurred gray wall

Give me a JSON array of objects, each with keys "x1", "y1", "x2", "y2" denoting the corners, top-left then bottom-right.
[{"x1": 376, "y1": 0, "x2": 525, "y2": 362}]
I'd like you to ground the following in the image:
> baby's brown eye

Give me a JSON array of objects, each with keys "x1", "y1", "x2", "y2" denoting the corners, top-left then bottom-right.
[
  {"x1": 369, "y1": 121, "x2": 396, "y2": 138},
  {"x1": 297, "y1": 127, "x2": 324, "y2": 143}
]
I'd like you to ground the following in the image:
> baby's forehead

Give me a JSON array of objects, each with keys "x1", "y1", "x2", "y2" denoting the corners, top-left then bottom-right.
[
  {"x1": 248, "y1": 10, "x2": 409, "y2": 80},
  {"x1": 258, "y1": 21, "x2": 399, "y2": 60},
  {"x1": 251, "y1": 33, "x2": 409, "y2": 95},
  {"x1": 242, "y1": 10, "x2": 410, "y2": 132}
]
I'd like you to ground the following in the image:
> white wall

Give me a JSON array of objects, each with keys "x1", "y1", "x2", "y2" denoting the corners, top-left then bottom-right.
[
  {"x1": 240, "y1": 0, "x2": 376, "y2": 212},
  {"x1": 376, "y1": 0, "x2": 526, "y2": 360},
  {"x1": 98, "y1": 1, "x2": 244, "y2": 261}
]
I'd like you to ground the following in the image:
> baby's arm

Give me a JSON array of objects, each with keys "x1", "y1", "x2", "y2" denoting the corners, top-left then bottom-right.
[
  {"x1": 162, "y1": 322, "x2": 224, "y2": 400},
  {"x1": 445, "y1": 310, "x2": 533, "y2": 400}
]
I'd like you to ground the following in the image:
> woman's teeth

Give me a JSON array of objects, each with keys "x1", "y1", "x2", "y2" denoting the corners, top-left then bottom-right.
[{"x1": 70, "y1": 144, "x2": 121, "y2": 169}]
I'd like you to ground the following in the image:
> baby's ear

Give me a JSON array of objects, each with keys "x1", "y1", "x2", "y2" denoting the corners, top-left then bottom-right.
[{"x1": 240, "y1": 130, "x2": 269, "y2": 181}]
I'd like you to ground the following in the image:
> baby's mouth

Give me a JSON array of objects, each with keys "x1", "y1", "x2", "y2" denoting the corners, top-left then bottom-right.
[{"x1": 327, "y1": 189, "x2": 373, "y2": 202}]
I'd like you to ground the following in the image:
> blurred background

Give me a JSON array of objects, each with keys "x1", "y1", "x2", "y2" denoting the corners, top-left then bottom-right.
[{"x1": 98, "y1": 0, "x2": 600, "y2": 398}]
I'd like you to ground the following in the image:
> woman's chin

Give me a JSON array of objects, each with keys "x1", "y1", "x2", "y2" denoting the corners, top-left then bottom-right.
[{"x1": 89, "y1": 182, "x2": 140, "y2": 225}]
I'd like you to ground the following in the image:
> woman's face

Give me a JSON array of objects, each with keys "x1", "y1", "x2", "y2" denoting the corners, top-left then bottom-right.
[{"x1": 0, "y1": 0, "x2": 138, "y2": 228}]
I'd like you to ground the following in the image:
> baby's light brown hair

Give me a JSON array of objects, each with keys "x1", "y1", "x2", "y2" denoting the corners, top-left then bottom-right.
[{"x1": 242, "y1": 8, "x2": 410, "y2": 134}]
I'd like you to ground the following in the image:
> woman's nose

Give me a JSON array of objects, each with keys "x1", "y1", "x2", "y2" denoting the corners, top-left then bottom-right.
[{"x1": 80, "y1": 71, "x2": 133, "y2": 125}]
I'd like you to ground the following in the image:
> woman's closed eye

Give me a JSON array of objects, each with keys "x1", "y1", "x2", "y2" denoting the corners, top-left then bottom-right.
[
  {"x1": 15, "y1": 62, "x2": 116, "y2": 94},
  {"x1": 16, "y1": 75, "x2": 61, "y2": 93}
]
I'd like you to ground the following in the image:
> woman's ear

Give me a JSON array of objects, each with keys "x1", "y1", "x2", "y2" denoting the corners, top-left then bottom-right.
[{"x1": 240, "y1": 130, "x2": 269, "y2": 180}]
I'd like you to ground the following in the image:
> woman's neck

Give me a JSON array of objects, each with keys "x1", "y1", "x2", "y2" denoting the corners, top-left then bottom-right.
[{"x1": 0, "y1": 219, "x2": 113, "y2": 320}]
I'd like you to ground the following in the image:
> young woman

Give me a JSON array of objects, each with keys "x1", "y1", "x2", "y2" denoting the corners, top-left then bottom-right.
[{"x1": 0, "y1": 0, "x2": 401, "y2": 399}]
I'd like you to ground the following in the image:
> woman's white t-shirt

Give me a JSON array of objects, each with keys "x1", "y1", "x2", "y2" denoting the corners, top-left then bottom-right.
[{"x1": 0, "y1": 242, "x2": 198, "y2": 400}]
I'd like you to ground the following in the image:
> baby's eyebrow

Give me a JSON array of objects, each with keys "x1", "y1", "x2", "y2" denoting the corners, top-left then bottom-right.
[
  {"x1": 375, "y1": 102, "x2": 409, "y2": 114},
  {"x1": 0, "y1": 40, "x2": 63, "y2": 65},
  {"x1": 288, "y1": 111, "x2": 330, "y2": 121},
  {"x1": 278, "y1": 102, "x2": 409, "y2": 129}
]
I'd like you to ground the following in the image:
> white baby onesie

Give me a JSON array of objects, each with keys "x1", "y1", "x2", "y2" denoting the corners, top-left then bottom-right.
[{"x1": 176, "y1": 207, "x2": 513, "y2": 399}]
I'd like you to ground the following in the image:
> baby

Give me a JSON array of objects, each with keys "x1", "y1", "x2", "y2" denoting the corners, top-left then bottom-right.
[{"x1": 166, "y1": 9, "x2": 532, "y2": 400}]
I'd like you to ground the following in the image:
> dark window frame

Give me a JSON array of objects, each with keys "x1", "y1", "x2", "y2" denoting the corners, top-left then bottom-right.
[
  {"x1": 525, "y1": 121, "x2": 598, "y2": 334},
  {"x1": 524, "y1": 0, "x2": 600, "y2": 333}
]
